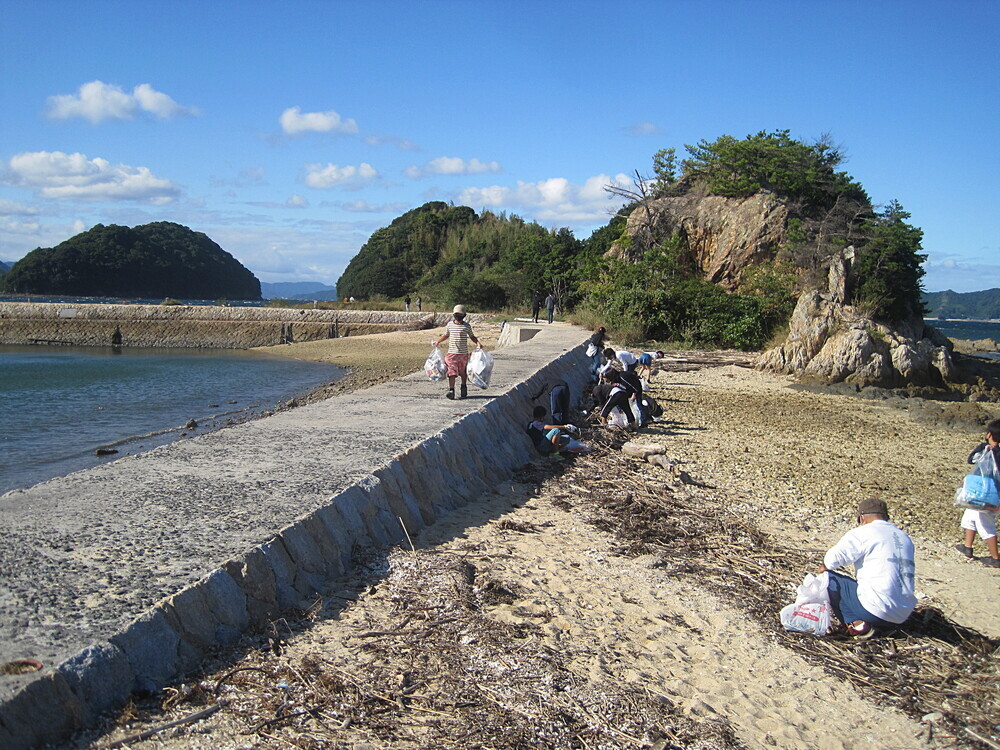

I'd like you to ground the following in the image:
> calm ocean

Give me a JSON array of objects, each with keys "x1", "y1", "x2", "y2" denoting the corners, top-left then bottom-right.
[
  {"x1": 0, "y1": 346, "x2": 343, "y2": 495},
  {"x1": 929, "y1": 319, "x2": 1000, "y2": 344}
]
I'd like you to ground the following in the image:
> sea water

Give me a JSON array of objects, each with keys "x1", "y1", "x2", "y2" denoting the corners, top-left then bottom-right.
[
  {"x1": 0, "y1": 346, "x2": 343, "y2": 495},
  {"x1": 929, "y1": 319, "x2": 1000, "y2": 343},
  {"x1": 929, "y1": 319, "x2": 1000, "y2": 362}
]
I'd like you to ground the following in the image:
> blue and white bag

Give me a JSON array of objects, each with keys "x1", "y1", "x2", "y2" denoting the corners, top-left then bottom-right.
[{"x1": 954, "y1": 448, "x2": 1000, "y2": 510}]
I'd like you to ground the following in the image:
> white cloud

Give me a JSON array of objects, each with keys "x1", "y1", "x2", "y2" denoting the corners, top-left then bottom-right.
[
  {"x1": 5, "y1": 151, "x2": 182, "y2": 204},
  {"x1": 304, "y1": 162, "x2": 379, "y2": 190},
  {"x1": 457, "y1": 173, "x2": 632, "y2": 223},
  {"x1": 46, "y1": 80, "x2": 199, "y2": 123},
  {"x1": 0, "y1": 199, "x2": 39, "y2": 217},
  {"x1": 286, "y1": 194, "x2": 308, "y2": 208},
  {"x1": 405, "y1": 156, "x2": 502, "y2": 179},
  {"x1": 333, "y1": 199, "x2": 411, "y2": 213},
  {"x1": 923, "y1": 252, "x2": 1000, "y2": 293},
  {"x1": 364, "y1": 134, "x2": 419, "y2": 151},
  {"x1": 279, "y1": 106, "x2": 358, "y2": 135},
  {"x1": 629, "y1": 121, "x2": 661, "y2": 136}
]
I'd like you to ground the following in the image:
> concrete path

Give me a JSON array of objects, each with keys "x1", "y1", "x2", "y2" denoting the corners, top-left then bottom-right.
[{"x1": 0, "y1": 323, "x2": 593, "y2": 748}]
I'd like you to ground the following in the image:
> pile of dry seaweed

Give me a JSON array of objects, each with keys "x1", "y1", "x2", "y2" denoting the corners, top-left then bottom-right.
[{"x1": 97, "y1": 543, "x2": 742, "y2": 750}]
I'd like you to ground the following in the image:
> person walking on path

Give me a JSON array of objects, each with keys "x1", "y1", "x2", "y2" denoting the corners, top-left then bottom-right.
[
  {"x1": 545, "y1": 291, "x2": 556, "y2": 324},
  {"x1": 416, "y1": 296, "x2": 422, "y2": 312},
  {"x1": 405, "y1": 295, "x2": 411, "y2": 312},
  {"x1": 818, "y1": 497, "x2": 917, "y2": 639},
  {"x1": 531, "y1": 291, "x2": 542, "y2": 323},
  {"x1": 433, "y1": 304, "x2": 481, "y2": 399},
  {"x1": 955, "y1": 417, "x2": 1000, "y2": 568}
]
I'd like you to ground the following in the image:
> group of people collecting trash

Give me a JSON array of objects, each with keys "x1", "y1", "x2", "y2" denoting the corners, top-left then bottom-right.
[{"x1": 427, "y1": 308, "x2": 999, "y2": 641}]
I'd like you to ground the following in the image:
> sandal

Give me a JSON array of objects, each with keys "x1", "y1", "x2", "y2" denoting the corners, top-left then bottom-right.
[{"x1": 847, "y1": 621, "x2": 876, "y2": 640}]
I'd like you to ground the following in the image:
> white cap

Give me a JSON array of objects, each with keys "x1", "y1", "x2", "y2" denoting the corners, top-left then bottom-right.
[{"x1": 453, "y1": 304, "x2": 466, "y2": 314}]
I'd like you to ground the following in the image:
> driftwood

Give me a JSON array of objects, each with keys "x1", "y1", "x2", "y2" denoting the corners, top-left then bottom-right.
[{"x1": 621, "y1": 441, "x2": 685, "y2": 479}]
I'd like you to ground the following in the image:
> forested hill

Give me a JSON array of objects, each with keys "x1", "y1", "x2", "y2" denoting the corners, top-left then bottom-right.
[
  {"x1": 0, "y1": 222, "x2": 261, "y2": 299},
  {"x1": 924, "y1": 288, "x2": 1000, "y2": 319},
  {"x1": 334, "y1": 201, "x2": 611, "y2": 309}
]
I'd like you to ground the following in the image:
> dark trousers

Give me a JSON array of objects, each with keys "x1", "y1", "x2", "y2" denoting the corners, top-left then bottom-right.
[{"x1": 600, "y1": 390, "x2": 635, "y2": 424}]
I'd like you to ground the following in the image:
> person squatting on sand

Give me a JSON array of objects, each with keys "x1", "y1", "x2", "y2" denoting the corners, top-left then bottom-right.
[
  {"x1": 955, "y1": 417, "x2": 1000, "y2": 568},
  {"x1": 818, "y1": 498, "x2": 917, "y2": 639},
  {"x1": 433, "y1": 304, "x2": 481, "y2": 400}
]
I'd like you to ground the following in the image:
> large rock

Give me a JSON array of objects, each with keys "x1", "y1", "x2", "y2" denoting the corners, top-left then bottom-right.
[
  {"x1": 611, "y1": 191, "x2": 788, "y2": 289},
  {"x1": 759, "y1": 267, "x2": 957, "y2": 387}
]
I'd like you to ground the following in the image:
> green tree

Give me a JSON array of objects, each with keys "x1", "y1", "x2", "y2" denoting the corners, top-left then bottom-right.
[{"x1": 850, "y1": 201, "x2": 927, "y2": 321}]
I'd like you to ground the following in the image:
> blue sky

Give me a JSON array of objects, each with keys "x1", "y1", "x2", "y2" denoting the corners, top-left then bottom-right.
[{"x1": 1, "y1": 0, "x2": 997, "y2": 293}]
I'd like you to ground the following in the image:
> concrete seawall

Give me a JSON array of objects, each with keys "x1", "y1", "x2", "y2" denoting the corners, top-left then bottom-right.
[
  {"x1": 0, "y1": 323, "x2": 593, "y2": 749},
  {"x1": 0, "y1": 302, "x2": 481, "y2": 349}
]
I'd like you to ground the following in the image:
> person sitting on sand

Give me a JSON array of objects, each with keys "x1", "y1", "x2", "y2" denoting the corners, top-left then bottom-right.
[
  {"x1": 818, "y1": 497, "x2": 917, "y2": 639},
  {"x1": 526, "y1": 406, "x2": 580, "y2": 455},
  {"x1": 955, "y1": 418, "x2": 1000, "y2": 568},
  {"x1": 433, "y1": 304, "x2": 481, "y2": 400}
]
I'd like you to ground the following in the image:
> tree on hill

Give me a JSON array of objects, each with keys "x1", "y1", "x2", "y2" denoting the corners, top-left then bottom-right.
[
  {"x1": 0, "y1": 222, "x2": 261, "y2": 299},
  {"x1": 335, "y1": 202, "x2": 598, "y2": 309},
  {"x1": 924, "y1": 288, "x2": 1000, "y2": 320}
]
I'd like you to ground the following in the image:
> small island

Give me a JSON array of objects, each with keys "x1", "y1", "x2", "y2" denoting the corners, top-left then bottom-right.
[{"x1": 0, "y1": 221, "x2": 261, "y2": 300}]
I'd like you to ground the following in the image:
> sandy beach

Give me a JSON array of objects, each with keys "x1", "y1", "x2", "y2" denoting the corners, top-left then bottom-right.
[{"x1": 74, "y1": 336, "x2": 999, "y2": 750}]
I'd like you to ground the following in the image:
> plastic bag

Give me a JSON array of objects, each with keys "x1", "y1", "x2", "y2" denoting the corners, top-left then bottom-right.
[
  {"x1": 954, "y1": 448, "x2": 1000, "y2": 509},
  {"x1": 608, "y1": 407, "x2": 629, "y2": 428},
  {"x1": 780, "y1": 602, "x2": 831, "y2": 635},
  {"x1": 563, "y1": 439, "x2": 591, "y2": 454},
  {"x1": 467, "y1": 348, "x2": 494, "y2": 389},
  {"x1": 424, "y1": 346, "x2": 446, "y2": 381},
  {"x1": 779, "y1": 572, "x2": 831, "y2": 635},
  {"x1": 641, "y1": 378, "x2": 651, "y2": 392},
  {"x1": 586, "y1": 343, "x2": 598, "y2": 357}
]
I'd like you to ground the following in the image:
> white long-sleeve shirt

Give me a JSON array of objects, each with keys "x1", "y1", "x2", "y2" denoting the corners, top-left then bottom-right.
[{"x1": 824, "y1": 519, "x2": 917, "y2": 624}]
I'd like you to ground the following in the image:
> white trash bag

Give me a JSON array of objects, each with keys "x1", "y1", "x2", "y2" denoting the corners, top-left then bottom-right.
[
  {"x1": 467, "y1": 348, "x2": 494, "y2": 389},
  {"x1": 425, "y1": 346, "x2": 447, "y2": 381},
  {"x1": 608, "y1": 407, "x2": 629, "y2": 428},
  {"x1": 563, "y1": 438, "x2": 591, "y2": 454},
  {"x1": 779, "y1": 572, "x2": 831, "y2": 635}
]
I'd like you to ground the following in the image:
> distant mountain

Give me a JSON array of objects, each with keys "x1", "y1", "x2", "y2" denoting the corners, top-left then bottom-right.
[
  {"x1": 289, "y1": 288, "x2": 340, "y2": 301},
  {"x1": 0, "y1": 260, "x2": 10, "y2": 277},
  {"x1": 260, "y1": 281, "x2": 336, "y2": 299},
  {"x1": 924, "y1": 288, "x2": 1000, "y2": 320},
  {"x1": 0, "y1": 222, "x2": 261, "y2": 300}
]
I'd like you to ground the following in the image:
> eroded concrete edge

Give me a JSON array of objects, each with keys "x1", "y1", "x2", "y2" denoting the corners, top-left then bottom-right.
[{"x1": 0, "y1": 338, "x2": 592, "y2": 749}]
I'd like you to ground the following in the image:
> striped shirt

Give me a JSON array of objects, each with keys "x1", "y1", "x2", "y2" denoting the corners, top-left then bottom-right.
[{"x1": 446, "y1": 320, "x2": 474, "y2": 354}]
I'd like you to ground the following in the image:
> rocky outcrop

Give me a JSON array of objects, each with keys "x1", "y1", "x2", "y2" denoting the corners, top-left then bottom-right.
[
  {"x1": 611, "y1": 190, "x2": 789, "y2": 289},
  {"x1": 758, "y1": 252, "x2": 957, "y2": 387}
]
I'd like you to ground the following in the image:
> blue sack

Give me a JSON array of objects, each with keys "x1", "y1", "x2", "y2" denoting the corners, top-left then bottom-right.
[
  {"x1": 962, "y1": 475, "x2": 1000, "y2": 507},
  {"x1": 955, "y1": 448, "x2": 1000, "y2": 509}
]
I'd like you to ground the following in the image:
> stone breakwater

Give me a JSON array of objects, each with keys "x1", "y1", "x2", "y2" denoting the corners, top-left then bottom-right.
[
  {"x1": 0, "y1": 302, "x2": 482, "y2": 349},
  {"x1": 0, "y1": 322, "x2": 590, "y2": 749}
]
